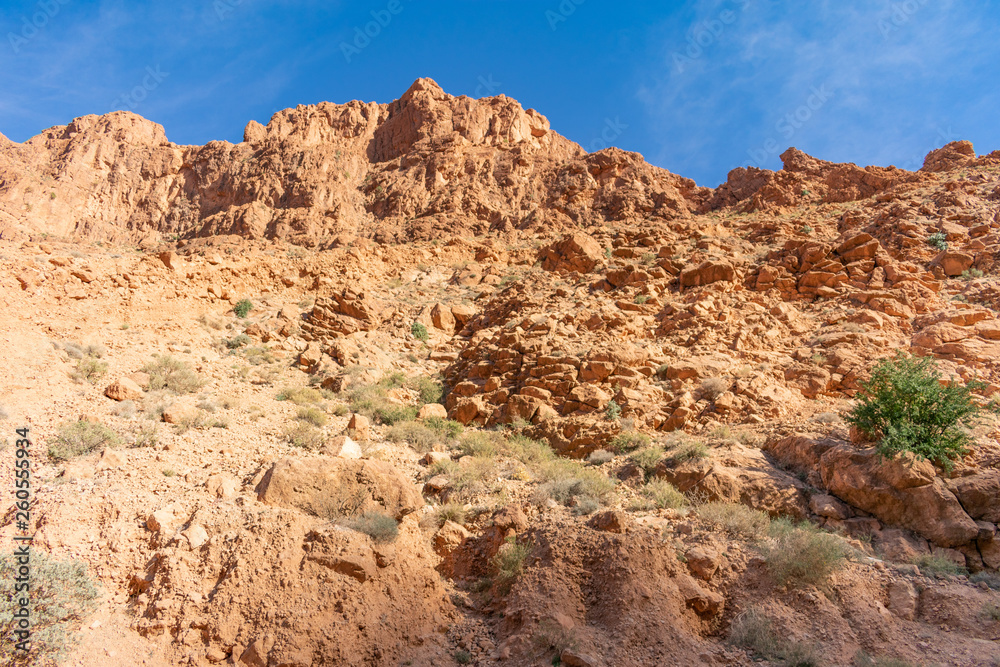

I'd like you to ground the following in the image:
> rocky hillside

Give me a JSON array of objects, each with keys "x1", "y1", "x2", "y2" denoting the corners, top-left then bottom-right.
[{"x1": 1, "y1": 80, "x2": 1000, "y2": 666}]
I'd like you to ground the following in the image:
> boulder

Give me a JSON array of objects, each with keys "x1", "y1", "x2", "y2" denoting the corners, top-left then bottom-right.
[
  {"x1": 206, "y1": 473, "x2": 239, "y2": 499},
  {"x1": 945, "y1": 473, "x2": 1000, "y2": 523},
  {"x1": 417, "y1": 403, "x2": 448, "y2": 420},
  {"x1": 819, "y1": 444, "x2": 978, "y2": 548},
  {"x1": 430, "y1": 303, "x2": 456, "y2": 332},
  {"x1": 104, "y1": 377, "x2": 143, "y2": 402},
  {"x1": 539, "y1": 233, "x2": 604, "y2": 274},
  {"x1": 921, "y1": 140, "x2": 976, "y2": 173},
  {"x1": 348, "y1": 413, "x2": 371, "y2": 440},
  {"x1": 587, "y1": 510, "x2": 631, "y2": 533},
  {"x1": 685, "y1": 546, "x2": 721, "y2": 581},
  {"x1": 255, "y1": 457, "x2": 422, "y2": 520},
  {"x1": 322, "y1": 435, "x2": 363, "y2": 459},
  {"x1": 679, "y1": 261, "x2": 736, "y2": 289}
]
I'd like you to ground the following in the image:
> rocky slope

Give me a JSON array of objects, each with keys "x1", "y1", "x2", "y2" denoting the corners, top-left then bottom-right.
[{"x1": 1, "y1": 80, "x2": 999, "y2": 666}]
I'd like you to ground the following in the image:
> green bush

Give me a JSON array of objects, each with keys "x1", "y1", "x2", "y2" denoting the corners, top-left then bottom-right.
[
  {"x1": 491, "y1": 536, "x2": 531, "y2": 594},
  {"x1": 605, "y1": 399, "x2": 622, "y2": 421},
  {"x1": 233, "y1": 299, "x2": 253, "y2": 318},
  {"x1": 641, "y1": 479, "x2": 688, "y2": 509},
  {"x1": 277, "y1": 386, "x2": 323, "y2": 405},
  {"x1": 424, "y1": 416, "x2": 463, "y2": 439},
  {"x1": 49, "y1": 421, "x2": 121, "y2": 461},
  {"x1": 926, "y1": 232, "x2": 948, "y2": 251},
  {"x1": 912, "y1": 553, "x2": 967, "y2": 577},
  {"x1": 296, "y1": 406, "x2": 328, "y2": 427},
  {"x1": 846, "y1": 351, "x2": 996, "y2": 470},
  {"x1": 762, "y1": 518, "x2": 847, "y2": 588},
  {"x1": 72, "y1": 356, "x2": 108, "y2": 384},
  {"x1": 727, "y1": 607, "x2": 780, "y2": 660},
  {"x1": 629, "y1": 447, "x2": 664, "y2": 477},
  {"x1": 346, "y1": 511, "x2": 399, "y2": 543},
  {"x1": 142, "y1": 355, "x2": 205, "y2": 394},
  {"x1": 664, "y1": 440, "x2": 708, "y2": 464},
  {"x1": 409, "y1": 376, "x2": 444, "y2": 404},
  {"x1": 411, "y1": 321, "x2": 429, "y2": 342},
  {"x1": 284, "y1": 423, "x2": 325, "y2": 450},
  {"x1": 224, "y1": 334, "x2": 251, "y2": 349},
  {"x1": 433, "y1": 502, "x2": 467, "y2": 527},
  {"x1": 697, "y1": 501, "x2": 771, "y2": 540},
  {"x1": 609, "y1": 431, "x2": 651, "y2": 453},
  {"x1": 0, "y1": 551, "x2": 100, "y2": 665},
  {"x1": 386, "y1": 420, "x2": 439, "y2": 451}
]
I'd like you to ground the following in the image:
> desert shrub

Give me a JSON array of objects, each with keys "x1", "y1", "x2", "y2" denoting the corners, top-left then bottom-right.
[
  {"x1": 0, "y1": 550, "x2": 100, "y2": 665},
  {"x1": 605, "y1": 399, "x2": 622, "y2": 421},
  {"x1": 453, "y1": 649, "x2": 472, "y2": 665},
  {"x1": 491, "y1": 536, "x2": 531, "y2": 594},
  {"x1": 49, "y1": 421, "x2": 121, "y2": 461},
  {"x1": 296, "y1": 406, "x2": 328, "y2": 427},
  {"x1": 198, "y1": 312, "x2": 226, "y2": 330},
  {"x1": 846, "y1": 351, "x2": 996, "y2": 470},
  {"x1": 233, "y1": 299, "x2": 253, "y2": 318},
  {"x1": 224, "y1": 334, "x2": 251, "y2": 349},
  {"x1": 129, "y1": 424, "x2": 159, "y2": 448},
  {"x1": 912, "y1": 553, "x2": 967, "y2": 577},
  {"x1": 698, "y1": 501, "x2": 771, "y2": 540},
  {"x1": 629, "y1": 447, "x2": 664, "y2": 478},
  {"x1": 64, "y1": 342, "x2": 105, "y2": 359},
  {"x1": 961, "y1": 268, "x2": 984, "y2": 280},
  {"x1": 409, "y1": 376, "x2": 444, "y2": 404},
  {"x1": 345, "y1": 511, "x2": 399, "y2": 543},
  {"x1": 728, "y1": 607, "x2": 780, "y2": 660},
  {"x1": 424, "y1": 416, "x2": 463, "y2": 439},
  {"x1": 970, "y1": 571, "x2": 1000, "y2": 590},
  {"x1": 411, "y1": 321, "x2": 429, "y2": 342},
  {"x1": 587, "y1": 449, "x2": 615, "y2": 465},
  {"x1": 459, "y1": 430, "x2": 505, "y2": 458},
  {"x1": 535, "y1": 458, "x2": 615, "y2": 508},
  {"x1": 762, "y1": 518, "x2": 848, "y2": 588},
  {"x1": 926, "y1": 232, "x2": 948, "y2": 250},
  {"x1": 347, "y1": 384, "x2": 418, "y2": 425},
  {"x1": 433, "y1": 502, "x2": 467, "y2": 527},
  {"x1": 608, "y1": 431, "x2": 651, "y2": 453},
  {"x1": 142, "y1": 355, "x2": 204, "y2": 394},
  {"x1": 641, "y1": 479, "x2": 688, "y2": 509},
  {"x1": 276, "y1": 386, "x2": 323, "y2": 405},
  {"x1": 983, "y1": 601, "x2": 1000, "y2": 621},
  {"x1": 240, "y1": 346, "x2": 276, "y2": 366},
  {"x1": 176, "y1": 410, "x2": 228, "y2": 432},
  {"x1": 387, "y1": 420, "x2": 439, "y2": 451},
  {"x1": 664, "y1": 440, "x2": 708, "y2": 464},
  {"x1": 780, "y1": 641, "x2": 825, "y2": 667},
  {"x1": 113, "y1": 400, "x2": 136, "y2": 419},
  {"x1": 284, "y1": 423, "x2": 325, "y2": 450},
  {"x1": 72, "y1": 355, "x2": 108, "y2": 384},
  {"x1": 700, "y1": 377, "x2": 729, "y2": 400}
]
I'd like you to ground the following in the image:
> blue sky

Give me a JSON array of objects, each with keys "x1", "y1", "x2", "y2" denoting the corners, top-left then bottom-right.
[{"x1": 1, "y1": 0, "x2": 998, "y2": 186}]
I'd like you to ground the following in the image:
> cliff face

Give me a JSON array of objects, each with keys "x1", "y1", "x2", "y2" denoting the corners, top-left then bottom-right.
[{"x1": 0, "y1": 78, "x2": 712, "y2": 245}]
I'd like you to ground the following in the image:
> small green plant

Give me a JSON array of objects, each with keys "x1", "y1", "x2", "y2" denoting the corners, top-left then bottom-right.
[
  {"x1": 142, "y1": 355, "x2": 205, "y2": 394},
  {"x1": 408, "y1": 376, "x2": 444, "y2": 404},
  {"x1": 961, "y1": 268, "x2": 984, "y2": 280},
  {"x1": 697, "y1": 502, "x2": 771, "y2": 540},
  {"x1": 982, "y1": 601, "x2": 1000, "y2": 621},
  {"x1": 386, "y1": 420, "x2": 439, "y2": 451},
  {"x1": 926, "y1": 232, "x2": 948, "y2": 251},
  {"x1": 491, "y1": 536, "x2": 531, "y2": 594},
  {"x1": 233, "y1": 299, "x2": 253, "y2": 318},
  {"x1": 346, "y1": 511, "x2": 399, "y2": 543},
  {"x1": 664, "y1": 440, "x2": 708, "y2": 465},
  {"x1": 969, "y1": 571, "x2": 1000, "y2": 590},
  {"x1": 912, "y1": 553, "x2": 967, "y2": 577},
  {"x1": 49, "y1": 421, "x2": 121, "y2": 461},
  {"x1": 700, "y1": 376, "x2": 729, "y2": 400},
  {"x1": 284, "y1": 423, "x2": 325, "y2": 450},
  {"x1": 0, "y1": 551, "x2": 100, "y2": 665},
  {"x1": 72, "y1": 356, "x2": 108, "y2": 384},
  {"x1": 433, "y1": 502, "x2": 467, "y2": 527},
  {"x1": 296, "y1": 406, "x2": 328, "y2": 427},
  {"x1": 454, "y1": 649, "x2": 472, "y2": 665},
  {"x1": 411, "y1": 322, "x2": 429, "y2": 342},
  {"x1": 162, "y1": 468, "x2": 176, "y2": 477},
  {"x1": 800, "y1": 225, "x2": 814, "y2": 235},
  {"x1": 605, "y1": 399, "x2": 622, "y2": 421},
  {"x1": 224, "y1": 334, "x2": 251, "y2": 349},
  {"x1": 846, "y1": 351, "x2": 996, "y2": 470},
  {"x1": 634, "y1": 294, "x2": 650, "y2": 304},
  {"x1": 629, "y1": 447, "x2": 664, "y2": 477},
  {"x1": 587, "y1": 449, "x2": 615, "y2": 465},
  {"x1": 762, "y1": 518, "x2": 847, "y2": 588},
  {"x1": 727, "y1": 607, "x2": 780, "y2": 660},
  {"x1": 641, "y1": 479, "x2": 688, "y2": 509},
  {"x1": 608, "y1": 431, "x2": 651, "y2": 453},
  {"x1": 276, "y1": 386, "x2": 324, "y2": 405}
]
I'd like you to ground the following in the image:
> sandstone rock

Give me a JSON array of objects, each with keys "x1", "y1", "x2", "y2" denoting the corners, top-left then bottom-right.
[
  {"x1": 937, "y1": 250, "x2": 974, "y2": 277},
  {"x1": 685, "y1": 546, "x2": 720, "y2": 581},
  {"x1": 255, "y1": 457, "x2": 422, "y2": 520},
  {"x1": 420, "y1": 451, "x2": 451, "y2": 466},
  {"x1": 322, "y1": 435, "x2": 363, "y2": 459},
  {"x1": 146, "y1": 505, "x2": 181, "y2": 533},
  {"x1": 540, "y1": 233, "x2": 604, "y2": 274},
  {"x1": 809, "y1": 493, "x2": 851, "y2": 520},
  {"x1": 348, "y1": 413, "x2": 371, "y2": 440},
  {"x1": 679, "y1": 261, "x2": 736, "y2": 289},
  {"x1": 674, "y1": 573, "x2": 724, "y2": 617},
  {"x1": 586, "y1": 510, "x2": 631, "y2": 533},
  {"x1": 873, "y1": 528, "x2": 930, "y2": 562},
  {"x1": 95, "y1": 448, "x2": 127, "y2": 470},
  {"x1": 104, "y1": 377, "x2": 143, "y2": 401},
  {"x1": 206, "y1": 473, "x2": 239, "y2": 499},
  {"x1": 560, "y1": 648, "x2": 601, "y2": 667},
  {"x1": 922, "y1": 140, "x2": 976, "y2": 173},
  {"x1": 819, "y1": 444, "x2": 978, "y2": 548},
  {"x1": 417, "y1": 403, "x2": 448, "y2": 420},
  {"x1": 299, "y1": 342, "x2": 322, "y2": 368},
  {"x1": 158, "y1": 251, "x2": 177, "y2": 270},
  {"x1": 183, "y1": 523, "x2": 209, "y2": 549},
  {"x1": 886, "y1": 579, "x2": 918, "y2": 620},
  {"x1": 430, "y1": 303, "x2": 456, "y2": 332},
  {"x1": 162, "y1": 404, "x2": 196, "y2": 425},
  {"x1": 945, "y1": 473, "x2": 1000, "y2": 523},
  {"x1": 433, "y1": 520, "x2": 471, "y2": 557},
  {"x1": 128, "y1": 371, "x2": 151, "y2": 390}
]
